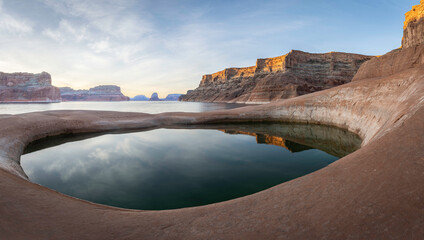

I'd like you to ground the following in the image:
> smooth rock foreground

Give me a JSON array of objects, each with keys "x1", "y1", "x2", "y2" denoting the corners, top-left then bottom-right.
[
  {"x1": 1, "y1": 4, "x2": 424, "y2": 240},
  {"x1": 0, "y1": 47, "x2": 422, "y2": 239}
]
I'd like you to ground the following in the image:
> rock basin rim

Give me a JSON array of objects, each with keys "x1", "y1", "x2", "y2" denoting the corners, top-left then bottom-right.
[
  {"x1": 0, "y1": 52, "x2": 422, "y2": 237},
  {"x1": 1, "y1": 2, "x2": 424, "y2": 237}
]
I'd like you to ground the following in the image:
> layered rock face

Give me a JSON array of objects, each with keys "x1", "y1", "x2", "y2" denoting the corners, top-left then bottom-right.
[
  {"x1": 60, "y1": 85, "x2": 129, "y2": 101},
  {"x1": 0, "y1": 72, "x2": 61, "y2": 103},
  {"x1": 402, "y1": 0, "x2": 424, "y2": 48},
  {"x1": 180, "y1": 51, "x2": 372, "y2": 103}
]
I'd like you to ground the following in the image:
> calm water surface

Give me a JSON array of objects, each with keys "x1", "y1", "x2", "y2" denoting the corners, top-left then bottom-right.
[
  {"x1": 0, "y1": 101, "x2": 249, "y2": 115},
  {"x1": 21, "y1": 123, "x2": 362, "y2": 210}
]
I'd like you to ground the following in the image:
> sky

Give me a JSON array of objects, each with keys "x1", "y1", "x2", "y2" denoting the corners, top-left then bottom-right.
[{"x1": 0, "y1": 0, "x2": 418, "y2": 98}]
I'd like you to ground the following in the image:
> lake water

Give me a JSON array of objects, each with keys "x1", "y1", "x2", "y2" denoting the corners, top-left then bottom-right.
[
  {"x1": 21, "y1": 122, "x2": 362, "y2": 210},
  {"x1": 0, "y1": 101, "x2": 249, "y2": 115}
]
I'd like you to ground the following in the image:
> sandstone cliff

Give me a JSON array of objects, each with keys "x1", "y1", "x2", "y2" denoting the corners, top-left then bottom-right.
[
  {"x1": 355, "y1": 1, "x2": 424, "y2": 81},
  {"x1": 402, "y1": 0, "x2": 424, "y2": 48},
  {"x1": 0, "y1": 72, "x2": 61, "y2": 103},
  {"x1": 60, "y1": 85, "x2": 129, "y2": 101},
  {"x1": 180, "y1": 51, "x2": 373, "y2": 103}
]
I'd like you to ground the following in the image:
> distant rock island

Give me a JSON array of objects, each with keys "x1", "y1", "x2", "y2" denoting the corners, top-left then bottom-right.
[
  {"x1": 131, "y1": 92, "x2": 183, "y2": 101},
  {"x1": 180, "y1": 50, "x2": 373, "y2": 103},
  {"x1": 131, "y1": 95, "x2": 149, "y2": 101},
  {"x1": 60, "y1": 85, "x2": 129, "y2": 101},
  {"x1": 149, "y1": 92, "x2": 160, "y2": 101},
  {"x1": 0, "y1": 72, "x2": 61, "y2": 103}
]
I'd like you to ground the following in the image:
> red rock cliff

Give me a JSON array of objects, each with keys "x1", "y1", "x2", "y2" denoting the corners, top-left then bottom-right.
[
  {"x1": 180, "y1": 50, "x2": 372, "y2": 103},
  {"x1": 355, "y1": 0, "x2": 424, "y2": 81},
  {"x1": 0, "y1": 72, "x2": 61, "y2": 103},
  {"x1": 402, "y1": 0, "x2": 424, "y2": 48}
]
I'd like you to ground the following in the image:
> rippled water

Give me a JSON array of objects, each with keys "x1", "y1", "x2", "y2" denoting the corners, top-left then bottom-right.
[{"x1": 21, "y1": 123, "x2": 362, "y2": 210}]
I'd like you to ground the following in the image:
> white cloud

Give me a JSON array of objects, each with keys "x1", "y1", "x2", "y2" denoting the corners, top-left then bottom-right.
[
  {"x1": 40, "y1": 0, "x2": 135, "y2": 19},
  {"x1": 89, "y1": 148, "x2": 111, "y2": 161},
  {"x1": 89, "y1": 39, "x2": 111, "y2": 53},
  {"x1": 0, "y1": 4, "x2": 33, "y2": 34},
  {"x1": 39, "y1": 0, "x2": 150, "y2": 40},
  {"x1": 42, "y1": 29, "x2": 64, "y2": 43},
  {"x1": 42, "y1": 19, "x2": 86, "y2": 43},
  {"x1": 38, "y1": 0, "x2": 152, "y2": 65}
]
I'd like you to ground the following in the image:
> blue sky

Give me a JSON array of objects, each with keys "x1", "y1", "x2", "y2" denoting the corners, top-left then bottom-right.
[{"x1": 0, "y1": 0, "x2": 418, "y2": 97}]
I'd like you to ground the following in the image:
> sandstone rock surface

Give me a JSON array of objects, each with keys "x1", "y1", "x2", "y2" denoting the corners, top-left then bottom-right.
[
  {"x1": 0, "y1": 2, "x2": 423, "y2": 240},
  {"x1": 180, "y1": 51, "x2": 372, "y2": 103},
  {"x1": 60, "y1": 85, "x2": 129, "y2": 101},
  {"x1": 403, "y1": 0, "x2": 424, "y2": 48},
  {"x1": 0, "y1": 72, "x2": 61, "y2": 102}
]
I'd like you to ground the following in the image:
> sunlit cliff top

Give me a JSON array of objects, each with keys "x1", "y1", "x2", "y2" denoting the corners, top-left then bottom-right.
[{"x1": 404, "y1": 0, "x2": 424, "y2": 29}]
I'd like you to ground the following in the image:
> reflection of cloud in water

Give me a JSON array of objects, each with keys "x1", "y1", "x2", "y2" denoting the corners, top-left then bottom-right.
[
  {"x1": 89, "y1": 148, "x2": 111, "y2": 161},
  {"x1": 21, "y1": 125, "x2": 359, "y2": 210}
]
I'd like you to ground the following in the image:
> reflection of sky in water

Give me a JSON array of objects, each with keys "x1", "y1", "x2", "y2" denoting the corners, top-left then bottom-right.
[
  {"x1": 0, "y1": 101, "x2": 248, "y2": 115},
  {"x1": 21, "y1": 129, "x2": 339, "y2": 210}
]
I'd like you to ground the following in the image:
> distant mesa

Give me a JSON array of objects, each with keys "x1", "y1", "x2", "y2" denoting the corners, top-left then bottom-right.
[
  {"x1": 131, "y1": 95, "x2": 149, "y2": 101},
  {"x1": 163, "y1": 94, "x2": 183, "y2": 101},
  {"x1": 180, "y1": 50, "x2": 373, "y2": 103},
  {"x1": 131, "y1": 92, "x2": 183, "y2": 101},
  {"x1": 60, "y1": 85, "x2": 130, "y2": 102},
  {"x1": 0, "y1": 71, "x2": 61, "y2": 103}
]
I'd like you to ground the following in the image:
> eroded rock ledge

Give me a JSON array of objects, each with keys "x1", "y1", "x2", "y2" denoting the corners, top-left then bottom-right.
[{"x1": 180, "y1": 50, "x2": 372, "y2": 103}]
